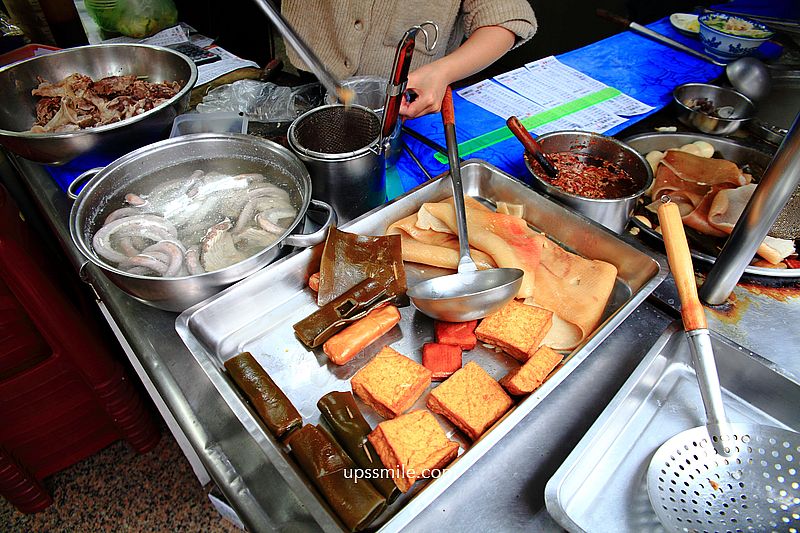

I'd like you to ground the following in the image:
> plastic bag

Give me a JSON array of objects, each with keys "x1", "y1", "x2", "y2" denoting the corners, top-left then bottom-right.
[
  {"x1": 324, "y1": 76, "x2": 388, "y2": 112},
  {"x1": 86, "y1": 0, "x2": 178, "y2": 38},
  {"x1": 196, "y1": 80, "x2": 325, "y2": 122}
]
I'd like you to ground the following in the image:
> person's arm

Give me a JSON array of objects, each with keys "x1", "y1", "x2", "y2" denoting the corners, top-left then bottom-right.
[{"x1": 399, "y1": 25, "x2": 516, "y2": 118}]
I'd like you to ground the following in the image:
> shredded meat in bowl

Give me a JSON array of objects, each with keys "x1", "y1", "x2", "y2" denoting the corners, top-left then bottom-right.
[{"x1": 29, "y1": 73, "x2": 183, "y2": 133}]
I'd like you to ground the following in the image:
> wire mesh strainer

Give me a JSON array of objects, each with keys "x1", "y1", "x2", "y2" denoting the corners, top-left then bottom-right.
[
  {"x1": 289, "y1": 105, "x2": 380, "y2": 156},
  {"x1": 649, "y1": 199, "x2": 800, "y2": 533}
]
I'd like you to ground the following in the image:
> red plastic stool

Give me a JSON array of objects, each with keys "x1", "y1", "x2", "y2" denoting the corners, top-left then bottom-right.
[{"x1": 0, "y1": 184, "x2": 161, "y2": 513}]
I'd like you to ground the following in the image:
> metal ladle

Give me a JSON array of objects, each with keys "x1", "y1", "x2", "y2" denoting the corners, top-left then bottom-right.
[
  {"x1": 407, "y1": 88, "x2": 523, "y2": 322},
  {"x1": 647, "y1": 198, "x2": 800, "y2": 532},
  {"x1": 251, "y1": 0, "x2": 349, "y2": 102}
]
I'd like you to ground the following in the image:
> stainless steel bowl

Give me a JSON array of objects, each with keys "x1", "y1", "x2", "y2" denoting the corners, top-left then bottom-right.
[
  {"x1": 0, "y1": 44, "x2": 197, "y2": 165},
  {"x1": 673, "y1": 83, "x2": 755, "y2": 136},
  {"x1": 69, "y1": 133, "x2": 334, "y2": 312},
  {"x1": 524, "y1": 131, "x2": 653, "y2": 234}
]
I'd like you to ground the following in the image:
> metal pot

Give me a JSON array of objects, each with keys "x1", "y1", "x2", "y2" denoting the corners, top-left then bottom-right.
[
  {"x1": 524, "y1": 131, "x2": 653, "y2": 234},
  {"x1": 287, "y1": 104, "x2": 386, "y2": 223},
  {"x1": 0, "y1": 44, "x2": 197, "y2": 165},
  {"x1": 69, "y1": 133, "x2": 335, "y2": 312}
]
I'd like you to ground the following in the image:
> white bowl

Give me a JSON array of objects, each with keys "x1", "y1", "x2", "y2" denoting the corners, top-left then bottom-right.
[{"x1": 698, "y1": 12, "x2": 773, "y2": 60}]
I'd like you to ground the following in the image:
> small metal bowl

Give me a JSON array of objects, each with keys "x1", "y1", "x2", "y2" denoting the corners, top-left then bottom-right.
[
  {"x1": 524, "y1": 131, "x2": 652, "y2": 234},
  {"x1": 673, "y1": 83, "x2": 755, "y2": 136}
]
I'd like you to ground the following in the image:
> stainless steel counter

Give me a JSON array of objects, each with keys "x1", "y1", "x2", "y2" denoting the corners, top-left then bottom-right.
[{"x1": 3, "y1": 150, "x2": 797, "y2": 532}]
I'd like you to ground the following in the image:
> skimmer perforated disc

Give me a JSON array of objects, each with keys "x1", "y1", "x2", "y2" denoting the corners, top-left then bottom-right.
[{"x1": 647, "y1": 423, "x2": 800, "y2": 533}]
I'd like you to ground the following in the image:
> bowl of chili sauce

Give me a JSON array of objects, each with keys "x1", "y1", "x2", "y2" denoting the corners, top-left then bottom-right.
[{"x1": 523, "y1": 131, "x2": 653, "y2": 233}]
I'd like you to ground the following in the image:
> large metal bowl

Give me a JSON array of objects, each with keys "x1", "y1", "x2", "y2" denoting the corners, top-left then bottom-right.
[
  {"x1": 0, "y1": 44, "x2": 197, "y2": 165},
  {"x1": 524, "y1": 131, "x2": 653, "y2": 234},
  {"x1": 69, "y1": 133, "x2": 334, "y2": 312}
]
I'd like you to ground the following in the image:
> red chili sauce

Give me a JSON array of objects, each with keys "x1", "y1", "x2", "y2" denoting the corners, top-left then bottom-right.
[{"x1": 526, "y1": 151, "x2": 640, "y2": 199}]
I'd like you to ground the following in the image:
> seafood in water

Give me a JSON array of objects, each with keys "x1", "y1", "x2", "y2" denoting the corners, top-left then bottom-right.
[{"x1": 91, "y1": 171, "x2": 297, "y2": 277}]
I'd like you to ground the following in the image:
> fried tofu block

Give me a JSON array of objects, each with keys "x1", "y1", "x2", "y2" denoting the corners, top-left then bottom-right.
[
  {"x1": 426, "y1": 361, "x2": 513, "y2": 441},
  {"x1": 500, "y1": 345, "x2": 564, "y2": 396},
  {"x1": 474, "y1": 301, "x2": 553, "y2": 362},
  {"x1": 351, "y1": 346, "x2": 432, "y2": 419},
  {"x1": 368, "y1": 410, "x2": 459, "y2": 493},
  {"x1": 434, "y1": 320, "x2": 478, "y2": 350},
  {"x1": 422, "y1": 343, "x2": 462, "y2": 381}
]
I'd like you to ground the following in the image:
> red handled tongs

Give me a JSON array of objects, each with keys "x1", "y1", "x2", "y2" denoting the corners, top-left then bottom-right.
[{"x1": 379, "y1": 21, "x2": 439, "y2": 148}]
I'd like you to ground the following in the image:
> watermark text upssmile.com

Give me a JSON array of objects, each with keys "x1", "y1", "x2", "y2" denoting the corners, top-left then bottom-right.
[{"x1": 343, "y1": 466, "x2": 445, "y2": 482}]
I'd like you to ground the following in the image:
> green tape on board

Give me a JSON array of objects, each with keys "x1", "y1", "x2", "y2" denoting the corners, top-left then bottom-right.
[{"x1": 434, "y1": 87, "x2": 622, "y2": 163}]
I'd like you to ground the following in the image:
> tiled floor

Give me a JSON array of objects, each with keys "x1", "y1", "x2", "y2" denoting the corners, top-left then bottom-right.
[{"x1": 1, "y1": 430, "x2": 239, "y2": 532}]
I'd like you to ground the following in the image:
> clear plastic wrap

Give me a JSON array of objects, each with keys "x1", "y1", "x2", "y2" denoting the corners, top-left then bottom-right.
[
  {"x1": 325, "y1": 76, "x2": 388, "y2": 111},
  {"x1": 196, "y1": 80, "x2": 325, "y2": 122}
]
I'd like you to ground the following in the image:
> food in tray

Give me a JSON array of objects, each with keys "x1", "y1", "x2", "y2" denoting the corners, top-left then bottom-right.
[
  {"x1": 286, "y1": 424, "x2": 386, "y2": 532},
  {"x1": 317, "y1": 391, "x2": 401, "y2": 502},
  {"x1": 92, "y1": 172, "x2": 297, "y2": 277},
  {"x1": 388, "y1": 196, "x2": 618, "y2": 349},
  {"x1": 500, "y1": 346, "x2": 564, "y2": 396},
  {"x1": 294, "y1": 278, "x2": 394, "y2": 348},
  {"x1": 427, "y1": 361, "x2": 514, "y2": 441},
  {"x1": 323, "y1": 305, "x2": 401, "y2": 365},
  {"x1": 422, "y1": 343, "x2": 463, "y2": 381},
  {"x1": 474, "y1": 301, "x2": 553, "y2": 362},
  {"x1": 367, "y1": 410, "x2": 459, "y2": 493},
  {"x1": 224, "y1": 352, "x2": 302, "y2": 439},
  {"x1": 642, "y1": 144, "x2": 797, "y2": 265},
  {"x1": 29, "y1": 73, "x2": 183, "y2": 133},
  {"x1": 386, "y1": 198, "x2": 498, "y2": 271},
  {"x1": 317, "y1": 228, "x2": 407, "y2": 307},
  {"x1": 308, "y1": 271, "x2": 321, "y2": 292},
  {"x1": 434, "y1": 320, "x2": 478, "y2": 350},
  {"x1": 525, "y1": 151, "x2": 641, "y2": 199},
  {"x1": 350, "y1": 346, "x2": 432, "y2": 419}
]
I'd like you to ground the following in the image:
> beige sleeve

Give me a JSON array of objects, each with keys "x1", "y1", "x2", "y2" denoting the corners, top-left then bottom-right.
[{"x1": 461, "y1": 0, "x2": 538, "y2": 48}]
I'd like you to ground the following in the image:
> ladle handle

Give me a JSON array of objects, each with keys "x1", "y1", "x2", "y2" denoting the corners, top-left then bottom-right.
[
  {"x1": 658, "y1": 199, "x2": 729, "y2": 437},
  {"x1": 657, "y1": 200, "x2": 707, "y2": 331},
  {"x1": 506, "y1": 116, "x2": 558, "y2": 178},
  {"x1": 441, "y1": 87, "x2": 477, "y2": 273}
]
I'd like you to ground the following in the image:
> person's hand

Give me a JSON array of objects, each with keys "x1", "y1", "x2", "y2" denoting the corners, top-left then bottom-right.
[{"x1": 399, "y1": 61, "x2": 451, "y2": 119}]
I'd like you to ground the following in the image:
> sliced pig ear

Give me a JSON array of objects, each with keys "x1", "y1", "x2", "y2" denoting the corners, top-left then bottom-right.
[{"x1": 708, "y1": 183, "x2": 758, "y2": 230}]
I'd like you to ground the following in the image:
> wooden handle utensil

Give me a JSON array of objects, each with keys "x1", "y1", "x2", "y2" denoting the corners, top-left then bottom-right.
[
  {"x1": 657, "y1": 199, "x2": 708, "y2": 331},
  {"x1": 506, "y1": 116, "x2": 558, "y2": 178}
]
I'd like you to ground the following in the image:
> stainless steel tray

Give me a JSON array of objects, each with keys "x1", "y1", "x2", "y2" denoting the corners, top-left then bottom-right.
[
  {"x1": 545, "y1": 322, "x2": 800, "y2": 533},
  {"x1": 624, "y1": 132, "x2": 800, "y2": 279},
  {"x1": 176, "y1": 159, "x2": 667, "y2": 532}
]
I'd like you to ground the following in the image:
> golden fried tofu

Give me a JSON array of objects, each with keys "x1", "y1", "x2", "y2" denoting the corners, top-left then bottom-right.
[
  {"x1": 351, "y1": 346, "x2": 432, "y2": 419},
  {"x1": 426, "y1": 361, "x2": 513, "y2": 441},
  {"x1": 474, "y1": 301, "x2": 553, "y2": 362},
  {"x1": 500, "y1": 345, "x2": 563, "y2": 396},
  {"x1": 367, "y1": 410, "x2": 459, "y2": 493}
]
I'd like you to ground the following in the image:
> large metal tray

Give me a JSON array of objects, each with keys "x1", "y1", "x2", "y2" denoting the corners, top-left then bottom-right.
[
  {"x1": 176, "y1": 159, "x2": 667, "y2": 532},
  {"x1": 544, "y1": 322, "x2": 800, "y2": 532},
  {"x1": 624, "y1": 132, "x2": 800, "y2": 280}
]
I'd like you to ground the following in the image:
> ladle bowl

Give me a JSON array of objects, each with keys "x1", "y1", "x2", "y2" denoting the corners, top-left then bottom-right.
[
  {"x1": 408, "y1": 268, "x2": 523, "y2": 322},
  {"x1": 407, "y1": 86, "x2": 524, "y2": 322}
]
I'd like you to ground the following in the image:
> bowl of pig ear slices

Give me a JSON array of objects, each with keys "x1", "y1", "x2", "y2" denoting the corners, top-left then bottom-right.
[
  {"x1": 0, "y1": 43, "x2": 197, "y2": 165},
  {"x1": 625, "y1": 132, "x2": 800, "y2": 277}
]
